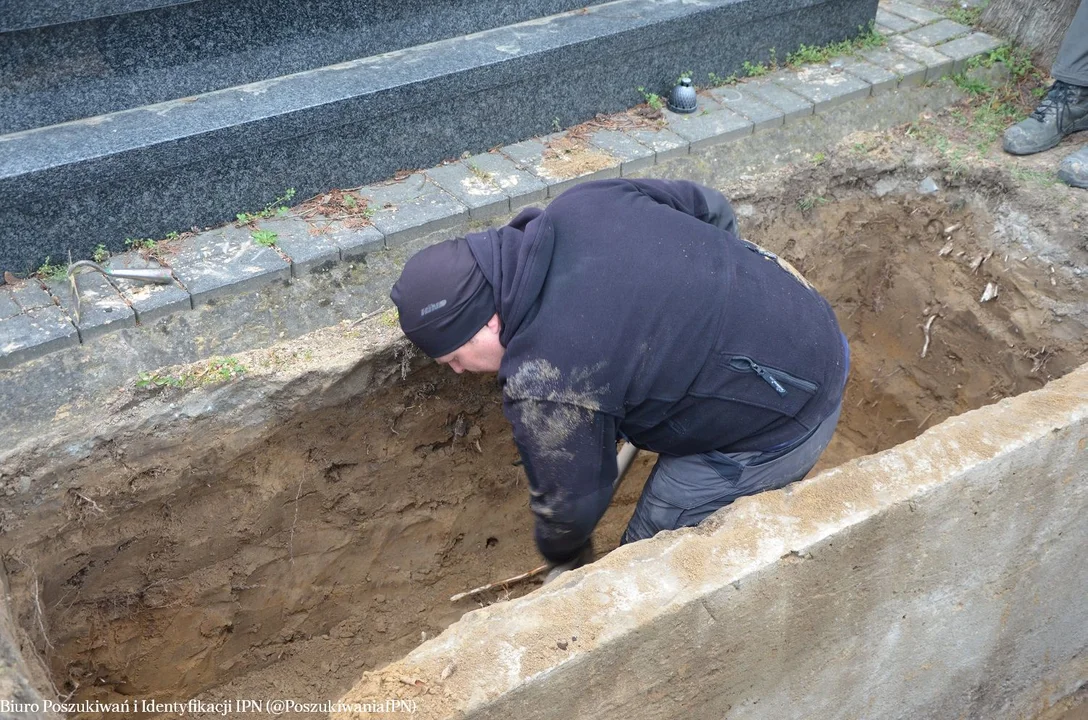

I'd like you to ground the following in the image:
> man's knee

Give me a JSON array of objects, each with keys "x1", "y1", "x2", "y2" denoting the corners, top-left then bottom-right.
[
  {"x1": 621, "y1": 404, "x2": 843, "y2": 544},
  {"x1": 621, "y1": 453, "x2": 743, "y2": 543},
  {"x1": 621, "y1": 487, "x2": 687, "y2": 544}
]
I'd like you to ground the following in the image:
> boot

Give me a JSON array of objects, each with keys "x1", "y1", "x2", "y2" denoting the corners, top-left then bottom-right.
[
  {"x1": 1003, "y1": 80, "x2": 1088, "y2": 155},
  {"x1": 1057, "y1": 145, "x2": 1088, "y2": 189}
]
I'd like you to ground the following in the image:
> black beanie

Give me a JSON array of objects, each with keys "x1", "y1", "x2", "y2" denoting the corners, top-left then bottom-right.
[{"x1": 389, "y1": 237, "x2": 496, "y2": 358}]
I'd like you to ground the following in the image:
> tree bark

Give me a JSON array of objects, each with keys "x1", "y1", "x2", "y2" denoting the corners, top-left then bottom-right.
[{"x1": 980, "y1": 0, "x2": 1080, "y2": 72}]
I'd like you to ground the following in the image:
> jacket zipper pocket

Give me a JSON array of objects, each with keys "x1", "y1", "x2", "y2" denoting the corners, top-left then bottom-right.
[{"x1": 726, "y1": 356, "x2": 819, "y2": 396}]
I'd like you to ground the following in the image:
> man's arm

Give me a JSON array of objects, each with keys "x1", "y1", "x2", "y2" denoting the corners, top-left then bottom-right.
[
  {"x1": 623, "y1": 178, "x2": 739, "y2": 236},
  {"x1": 504, "y1": 399, "x2": 619, "y2": 564}
]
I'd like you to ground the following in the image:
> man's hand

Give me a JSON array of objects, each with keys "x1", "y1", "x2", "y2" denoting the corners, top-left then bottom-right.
[{"x1": 542, "y1": 541, "x2": 595, "y2": 585}]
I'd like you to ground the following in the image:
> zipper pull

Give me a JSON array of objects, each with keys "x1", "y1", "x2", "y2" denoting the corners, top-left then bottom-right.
[{"x1": 751, "y1": 362, "x2": 787, "y2": 395}]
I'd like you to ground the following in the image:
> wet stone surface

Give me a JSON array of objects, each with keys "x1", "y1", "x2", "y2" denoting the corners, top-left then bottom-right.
[
  {"x1": 709, "y1": 86, "x2": 786, "y2": 132},
  {"x1": 261, "y1": 216, "x2": 343, "y2": 277},
  {"x1": 0, "y1": 305, "x2": 78, "y2": 369},
  {"x1": 107, "y1": 253, "x2": 193, "y2": 324},
  {"x1": 586, "y1": 129, "x2": 656, "y2": 176},
  {"x1": 46, "y1": 270, "x2": 135, "y2": 342},
  {"x1": 426, "y1": 161, "x2": 514, "y2": 220},
  {"x1": 623, "y1": 125, "x2": 689, "y2": 163},
  {"x1": 0, "y1": 286, "x2": 21, "y2": 320},
  {"x1": 875, "y1": 8, "x2": 920, "y2": 33},
  {"x1": 502, "y1": 134, "x2": 621, "y2": 198},
  {"x1": 903, "y1": 19, "x2": 971, "y2": 47},
  {"x1": 887, "y1": 36, "x2": 954, "y2": 82},
  {"x1": 859, "y1": 46, "x2": 928, "y2": 87},
  {"x1": 170, "y1": 224, "x2": 291, "y2": 307},
  {"x1": 363, "y1": 175, "x2": 468, "y2": 247},
  {"x1": 662, "y1": 103, "x2": 754, "y2": 151},
  {"x1": 743, "y1": 77, "x2": 815, "y2": 124},
  {"x1": 934, "y1": 33, "x2": 1003, "y2": 74},
  {"x1": 455, "y1": 151, "x2": 549, "y2": 210},
  {"x1": 880, "y1": 0, "x2": 942, "y2": 24},
  {"x1": 10, "y1": 282, "x2": 53, "y2": 312},
  {"x1": 836, "y1": 57, "x2": 900, "y2": 95},
  {"x1": 771, "y1": 65, "x2": 872, "y2": 112}
]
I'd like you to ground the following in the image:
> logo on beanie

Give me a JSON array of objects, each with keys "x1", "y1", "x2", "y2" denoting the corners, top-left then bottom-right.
[{"x1": 420, "y1": 299, "x2": 447, "y2": 317}]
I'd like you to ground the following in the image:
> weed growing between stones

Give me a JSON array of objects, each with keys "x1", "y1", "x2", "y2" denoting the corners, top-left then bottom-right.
[
  {"x1": 126, "y1": 237, "x2": 157, "y2": 253},
  {"x1": 707, "y1": 71, "x2": 739, "y2": 86},
  {"x1": 637, "y1": 87, "x2": 664, "y2": 111},
  {"x1": 742, "y1": 59, "x2": 770, "y2": 77},
  {"x1": 235, "y1": 188, "x2": 296, "y2": 226},
  {"x1": 135, "y1": 370, "x2": 186, "y2": 389},
  {"x1": 944, "y1": 2, "x2": 987, "y2": 27},
  {"x1": 34, "y1": 256, "x2": 68, "y2": 281},
  {"x1": 233, "y1": 190, "x2": 296, "y2": 248},
  {"x1": 13, "y1": 218, "x2": 189, "y2": 281},
  {"x1": 784, "y1": 23, "x2": 885, "y2": 67},
  {"x1": 124, "y1": 232, "x2": 189, "y2": 264},
  {"x1": 251, "y1": 229, "x2": 278, "y2": 247}
]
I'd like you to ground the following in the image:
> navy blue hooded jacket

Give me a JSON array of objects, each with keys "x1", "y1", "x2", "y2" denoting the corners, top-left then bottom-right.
[{"x1": 464, "y1": 179, "x2": 848, "y2": 563}]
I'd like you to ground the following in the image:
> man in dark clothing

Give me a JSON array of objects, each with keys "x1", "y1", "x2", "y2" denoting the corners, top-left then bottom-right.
[
  {"x1": 390, "y1": 178, "x2": 849, "y2": 578},
  {"x1": 1003, "y1": 0, "x2": 1088, "y2": 188}
]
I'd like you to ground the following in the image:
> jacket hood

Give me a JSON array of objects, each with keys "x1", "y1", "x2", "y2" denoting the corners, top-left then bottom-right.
[{"x1": 465, "y1": 206, "x2": 554, "y2": 348}]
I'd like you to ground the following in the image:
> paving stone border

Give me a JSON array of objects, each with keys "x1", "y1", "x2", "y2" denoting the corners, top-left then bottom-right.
[{"x1": 0, "y1": 1, "x2": 1002, "y2": 373}]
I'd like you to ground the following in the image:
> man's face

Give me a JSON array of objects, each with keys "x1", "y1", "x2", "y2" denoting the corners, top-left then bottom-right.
[{"x1": 436, "y1": 314, "x2": 504, "y2": 374}]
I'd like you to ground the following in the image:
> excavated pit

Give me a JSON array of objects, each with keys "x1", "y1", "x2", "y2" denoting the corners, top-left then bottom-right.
[{"x1": 5, "y1": 187, "x2": 1086, "y2": 718}]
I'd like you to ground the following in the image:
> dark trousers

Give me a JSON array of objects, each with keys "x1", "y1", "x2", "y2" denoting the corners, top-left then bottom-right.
[
  {"x1": 1054, "y1": 1, "x2": 1088, "y2": 86},
  {"x1": 621, "y1": 400, "x2": 842, "y2": 544}
]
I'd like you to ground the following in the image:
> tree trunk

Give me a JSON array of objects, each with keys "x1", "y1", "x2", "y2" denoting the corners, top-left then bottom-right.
[{"x1": 980, "y1": 0, "x2": 1080, "y2": 72}]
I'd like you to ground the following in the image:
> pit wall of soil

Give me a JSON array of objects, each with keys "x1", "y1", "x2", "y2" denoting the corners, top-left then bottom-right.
[
  {"x1": 0, "y1": 568, "x2": 55, "y2": 720},
  {"x1": 0, "y1": 318, "x2": 425, "y2": 712},
  {"x1": 337, "y1": 364, "x2": 1088, "y2": 720}
]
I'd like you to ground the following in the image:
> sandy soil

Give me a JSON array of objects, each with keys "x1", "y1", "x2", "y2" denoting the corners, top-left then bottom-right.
[
  {"x1": 752, "y1": 191, "x2": 1086, "y2": 472},
  {"x1": 5, "y1": 153, "x2": 1086, "y2": 720}
]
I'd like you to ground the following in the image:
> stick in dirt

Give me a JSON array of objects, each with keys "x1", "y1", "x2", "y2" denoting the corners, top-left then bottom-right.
[
  {"x1": 450, "y1": 564, "x2": 549, "y2": 602},
  {"x1": 450, "y1": 443, "x2": 641, "y2": 603}
]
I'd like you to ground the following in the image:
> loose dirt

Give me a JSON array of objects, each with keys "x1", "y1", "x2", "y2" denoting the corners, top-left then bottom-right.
[
  {"x1": 752, "y1": 192, "x2": 1086, "y2": 472},
  {"x1": 5, "y1": 161, "x2": 1086, "y2": 719},
  {"x1": 540, "y1": 136, "x2": 616, "y2": 180}
]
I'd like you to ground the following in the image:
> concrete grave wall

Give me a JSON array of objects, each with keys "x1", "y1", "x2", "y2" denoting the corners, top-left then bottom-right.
[{"x1": 337, "y1": 364, "x2": 1088, "y2": 720}]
